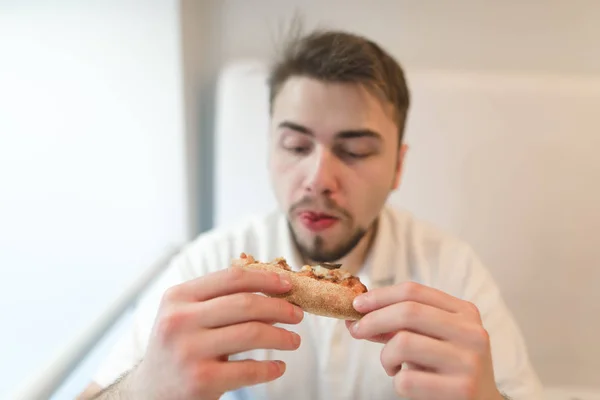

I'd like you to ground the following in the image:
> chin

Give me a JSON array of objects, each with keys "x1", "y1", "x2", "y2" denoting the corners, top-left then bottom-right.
[{"x1": 288, "y1": 217, "x2": 367, "y2": 261}]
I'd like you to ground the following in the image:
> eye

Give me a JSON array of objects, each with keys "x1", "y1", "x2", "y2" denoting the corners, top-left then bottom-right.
[
  {"x1": 335, "y1": 144, "x2": 375, "y2": 160},
  {"x1": 280, "y1": 134, "x2": 313, "y2": 155},
  {"x1": 333, "y1": 136, "x2": 380, "y2": 161},
  {"x1": 288, "y1": 146, "x2": 311, "y2": 155},
  {"x1": 342, "y1": 150, "x2": 370, "y2": 159}
]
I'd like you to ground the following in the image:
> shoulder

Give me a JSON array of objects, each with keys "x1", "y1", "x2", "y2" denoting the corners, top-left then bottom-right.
[
  {"x1": 382, "y1": 205, "x2": 486, "y2": 295},
  {"x1": 384, "y1": 205, "x2": 465, "y2": 246},
  {"x1": 384, "y1": 205, "x2": 476, "y2": 263}
]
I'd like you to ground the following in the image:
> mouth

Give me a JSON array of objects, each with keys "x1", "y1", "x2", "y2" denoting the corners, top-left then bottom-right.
[{"x1": 297, "y1": 211, "x2": 340, "y2": 232}]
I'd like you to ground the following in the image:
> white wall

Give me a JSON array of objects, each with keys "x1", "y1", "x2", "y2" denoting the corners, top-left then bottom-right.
[
  {"x1": 209, "y1": 0, "x2": 600, "y2": 74},
  {"x1": 0, "y1": 1, "x2": 188, "y2": 397},
  {"x1": 189, "y1": 0, "x2": 600, "y2": 390}
]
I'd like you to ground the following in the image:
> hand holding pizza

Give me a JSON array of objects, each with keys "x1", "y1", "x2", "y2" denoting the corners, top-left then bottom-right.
[
  {"x1": 126, "y1": 264, "x2": 304, "y2": 400},
  {"x1": 346, "y1": 282, "x2": 504, "y2": 400}
]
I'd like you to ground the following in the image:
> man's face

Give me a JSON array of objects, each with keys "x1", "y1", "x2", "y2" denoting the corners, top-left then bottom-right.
[{"x1": 269, "y1": 77, "x2": 407, "y2": 262}]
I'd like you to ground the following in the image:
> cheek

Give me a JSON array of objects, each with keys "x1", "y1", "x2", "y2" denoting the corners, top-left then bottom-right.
[
  {"x1": 269, "y1": 155, "x2": 302, "y2": 205},
  {"x1": 350, "y1": 168, "x2": 395, "y2": 221}
]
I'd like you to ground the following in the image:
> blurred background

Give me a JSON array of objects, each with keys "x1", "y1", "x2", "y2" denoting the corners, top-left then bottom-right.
[{"x1": 1, "y1": 1, "x2": 599, "y2": 399}]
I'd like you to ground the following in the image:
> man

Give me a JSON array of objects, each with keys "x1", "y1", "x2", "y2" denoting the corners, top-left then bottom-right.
[{"x1": 79, "y1": 29, "x2": 542, "y2": 400}]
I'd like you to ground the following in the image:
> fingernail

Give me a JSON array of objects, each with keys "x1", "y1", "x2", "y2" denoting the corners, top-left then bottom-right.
[
  {"x1": 279, "y1": 273, "x2": 292, "y2": 287},
  {"x1": 294, "y1": 306, "x2": 304, "y2": 319},
  {"x1": 273, "y1": 360, "x2": 286, "y2": 373},
  {"x1": 351, "y1": 321, "x2": 360, "y2": 333},
  {"x1": 291, "y1": 332, "x2": 301, "y2": 346},
  {"x1": 353, "y1": 295, "x2": 367, "y2": 310}
]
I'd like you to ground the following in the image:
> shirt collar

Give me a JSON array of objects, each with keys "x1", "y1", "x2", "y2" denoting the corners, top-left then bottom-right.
[{"x1": 361, "y1": 207, "x2": 406, "y2": 289}]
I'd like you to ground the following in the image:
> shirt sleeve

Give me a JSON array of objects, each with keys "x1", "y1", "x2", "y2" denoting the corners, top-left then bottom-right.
[
  {"x1": 91, "y1": 250, "x2": 193, "y2": 388},
  {"x1": 436, "y1": 244, "x2": 544, "y2": 400}
]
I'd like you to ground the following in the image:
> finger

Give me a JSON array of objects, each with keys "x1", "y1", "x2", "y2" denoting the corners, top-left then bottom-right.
[
  {"x1": 213, "y1": 359, "x2": 287, "y2": 393},
  {"x1": 393, "y1": 369, "x2": 473, "y2": 400},
  {"x1": 197, "y1": 293, "x2": 304, "y2": 328},
  {"x1": 196, "y1": 322, "x2": 301, "y2": 358},
  {"x1": 352, "y1": 281, "x2": 464, "y2": 314},
  {"x1": 198, "y1": 360, "x2": 286, "y2": 396},
  {"x1": 348, "y1": 301, "x2": 456, "y2": 341},
  {"x1": 172, "y1": 267, "x2": 292, "y2": 301},
  {"x1": 155, "y1": 295, "x2": 303, "y2": 341},
  {"x1": 345, "y1": 321, "x2": 394, "y2": 343},
  {"x1": 380, "y1": 331, "x2": 465, "y2": 376}
]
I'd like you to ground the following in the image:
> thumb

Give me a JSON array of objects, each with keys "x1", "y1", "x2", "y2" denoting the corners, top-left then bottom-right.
[{"x1": 345, "y1": 320, "x2": 394, "y2": 343}]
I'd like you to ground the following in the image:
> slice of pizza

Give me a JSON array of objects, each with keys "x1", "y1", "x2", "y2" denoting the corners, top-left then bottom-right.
[{"x1": 231, "y1": 252, "x2": 367, "y2": 320}]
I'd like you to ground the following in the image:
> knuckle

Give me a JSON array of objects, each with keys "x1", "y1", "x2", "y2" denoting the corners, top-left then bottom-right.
[
  {"x1": 242, "y1": 322, "x2": 264, "y2": 342},
  {"x1": 244, "y1": 364, "x2": 262, "y2": 383},
  {"x1": 161, "y1": 285, "x2": 181, "y2": 303},
  {"x1": 395, "y1": 330, "x2": 412, "y2": 350},
  {"x1": 457, "y1": 376, "x2": 478, "y2": 399},
  {"x1": 235, "y1": 293, "x2": 256, "y2": 312},
  {"x1": 400, "y1": 301, "x2": 420, "y2": 320},
  {"x1": 155, "y1": 308, "x2": 186, "y2": 343},
  {"x1": 188, "y1": 363, "x2": 216, "y2": 394},
  {"x1": 470, "y1": 325, "x2": 490, "y2": 350},
  {"x1": 379, "y1": 347, "x2": 395, "y2": 376},
  {"x1": 399, "y1": 281, "x2": 420, "y2": 298},
  {"x1": 461, "y1": 352, "x2": 481, "y2": 373},
  {"x1": 226, "y1": 266, "x2": 246, "y2": 283},
  {"x1": 393, "y1": 371, "x2": 413, "y2": 396},
  {"x1": 464, "y1": 301, "x2": 482, "y2": 318}
]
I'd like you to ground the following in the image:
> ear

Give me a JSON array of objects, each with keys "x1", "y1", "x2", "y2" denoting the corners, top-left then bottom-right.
[{"x1": 391, "y1": 143, "x2": 408, "y2": 190}]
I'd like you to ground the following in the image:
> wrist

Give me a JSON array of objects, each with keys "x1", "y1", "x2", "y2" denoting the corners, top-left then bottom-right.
[
  {"x1": 125, "y1": 362, "x2": 151, "y2": 400},
  {"x1": 93, "y1": 364, "x2": 145, "y2": 400}
]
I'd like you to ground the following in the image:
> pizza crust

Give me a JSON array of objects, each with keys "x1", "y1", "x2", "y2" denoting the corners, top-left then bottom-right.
[{"x1": 231, "y1": 253, "x2": 367, "y2": 320}]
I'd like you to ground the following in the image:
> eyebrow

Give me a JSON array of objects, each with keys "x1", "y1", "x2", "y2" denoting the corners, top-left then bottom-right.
[{"x1": 278, "y1": 120, "x2": 382, "y2": 140}]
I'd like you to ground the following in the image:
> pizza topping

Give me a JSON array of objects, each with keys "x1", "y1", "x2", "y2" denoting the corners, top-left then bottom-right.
[
  {"x1": 232, "y1": 252, "x2": 255, "y2": 266},
  {"x1": 296, "y1": 264, "x2": 367, "y2": 294},
  {"x1": 232, "y1": 253, "x2": 368, "y2": 298},
  {"x1": 272, "y1": 257, "x2": 292, "y2": 271},
  {"x1": 299, "y1": 264, "x2": 352, "y2": 282},
  {"x1": 234, "y1": 253, "x2": 292, "y2": 271}
]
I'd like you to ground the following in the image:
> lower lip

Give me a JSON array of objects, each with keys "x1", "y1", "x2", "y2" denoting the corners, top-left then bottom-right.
[{"x1": 299, "y1": 213, "x2": 339, "y2": 232}]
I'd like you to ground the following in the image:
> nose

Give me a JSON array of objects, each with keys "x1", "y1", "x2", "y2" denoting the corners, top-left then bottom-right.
[{"x1": 303, "y1": 147, "x2": 339, "y2": 195}]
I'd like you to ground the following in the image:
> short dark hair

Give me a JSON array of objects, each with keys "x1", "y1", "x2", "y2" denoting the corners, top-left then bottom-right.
[{"x1": 268, "y1": 28, "x2": 411, "y2": 144}]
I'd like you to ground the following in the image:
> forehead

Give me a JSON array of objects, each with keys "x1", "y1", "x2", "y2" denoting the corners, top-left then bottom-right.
[{"x1": 271, "y1": 77, "x2": 397, "y2": 139}]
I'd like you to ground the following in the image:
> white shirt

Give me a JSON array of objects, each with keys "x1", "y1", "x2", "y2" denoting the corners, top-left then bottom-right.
[{"x1": 93, "y1": 206, "x2": 543, "y2": 399}]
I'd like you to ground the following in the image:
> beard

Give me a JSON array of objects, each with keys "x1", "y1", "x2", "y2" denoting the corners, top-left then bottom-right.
[
  {"x1": 286, "y1": 195, "x2": 374, "y2": 262},
  {"x1": 288, "y1": 221, "x2": 369, "y2": 263}
]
